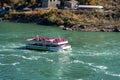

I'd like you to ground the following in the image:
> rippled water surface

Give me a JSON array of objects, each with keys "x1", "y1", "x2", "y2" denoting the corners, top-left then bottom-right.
[{"x1": 0, "y1": 22, "x2": 120, "y2": 80}]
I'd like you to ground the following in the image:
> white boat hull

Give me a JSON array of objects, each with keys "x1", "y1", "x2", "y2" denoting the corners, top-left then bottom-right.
[
  {"x1": 26, "y1": 37, "x2": 72, "y2": 52},
  {"x1": 26, "y1": 44, "x2": 71, "y2": 52}
]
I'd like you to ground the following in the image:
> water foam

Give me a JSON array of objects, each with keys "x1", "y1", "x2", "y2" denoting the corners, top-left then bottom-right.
[
  {"x1": 14, "y1": 54, "x2": 41, "y2": 61},
  {"x1": 65, "y1": 59, "x2": 120, "y2": 78},
  {"x1": 0, "y1": 62, "x2": 20, "y2": 66},
  {"x1": 95, "y1": 66, "x2": 108, "y2": 70},
  {"x1": 59, "y1": 56, "x2": 70, "y2": 63},
  {"x1": 69, "y1": 60, "x2": 110, "y2": 73},
  {"x1": 0, "y1": 54, "x2": 40, "y2": 60},
  {"x1": 20, "y1": 55, "x2": 54, "y2": 62},
  {"x1": 69, "y1": 60, "x2": 93, "y2": 66},
  {"x1": 0, "y1": 43, "x2": 24, "y2": 52},
  {"x1": 105, "y1": 71, "x2": 120, "y2": 77},
  {"x1": 21, "y1": 56, "x2": 40, "y2": 60},
  {"x1": 0, "y1": 53, "x2": 54, "y2": 62},
  {"x1": 0, "y1": 54, "x2": 5, "y2": 57},
  {"x1": 46, "y1": 58, "x2": 54, "y2": 62},
  {"x1": 40, "y1": 56, "x2": 54, "y2": 62},
  {"x1": 71, "y1": 51, "x2": 120, "y2": 57},
  {"x1": 72, "y1": 60, "x2": 85, "y2": 64},
  {"x1": 0, "y1": 49, "x2": 14, "y2": 52},
  {"x1": 75, "y1": 79, "x2": 83, "y2": 80}
]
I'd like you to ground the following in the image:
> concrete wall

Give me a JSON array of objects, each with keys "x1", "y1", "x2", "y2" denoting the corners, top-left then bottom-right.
[{"x1": 48, "y1": 1, "x2": 60, "y2": 8}]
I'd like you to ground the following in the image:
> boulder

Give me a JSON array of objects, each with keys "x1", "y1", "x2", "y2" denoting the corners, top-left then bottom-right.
[
  {"x1": 66, "y1": 28, "x2": 72, "y2": 31},
  {"x1": 114, "y1": 28, "x2": 120, "y2": 32},
  {"x1": 100, "y1": 29, "x2": 105, "y2": 32},
  {"x1": 113, "y1": 26, "x2": 120, "y2": 32},
  {"x1": 79, "y1": 25, "x2": 86, "y2": 29},
  {"x1": 59, "y1": 25, "x2": 65, "y2": 28}
]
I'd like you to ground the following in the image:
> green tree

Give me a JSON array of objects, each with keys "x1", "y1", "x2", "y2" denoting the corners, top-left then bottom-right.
[
  {"x1": 77, "y1": 0, "x2": 97, "y2": 5},
  {"x1": 77, "y1": 0, "x2": 88, "y2": 5}
]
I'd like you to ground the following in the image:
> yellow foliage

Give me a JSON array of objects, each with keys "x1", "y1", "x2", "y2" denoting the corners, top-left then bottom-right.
[
  {"x1": 51, "y1": 8, "x2": 59, "y2": 12},
  {"x1": 4, "y1": 14, "x2": 11, "y2": 19},
  {"x1": 90, "y1": 20, "x2": 96, "y2": 23},
  {"x1": 38, "y1": 9, "x2": 44, "y2": 15},
  {"x1": 72, "y1": 15, "x2": 79, "y2": 21},
  {"x1": 87, "y1": 0, "x2": 97, "y2": 5},
  {"x1": 31, "y1": 0, "x2": 36, "y2": 4},
  {"x1": 48, "y1": 14, "x2": 57, "y2": 22}
]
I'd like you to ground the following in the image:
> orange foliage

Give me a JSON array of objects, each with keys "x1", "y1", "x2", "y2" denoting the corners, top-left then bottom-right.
[
  {"x1": 38, "y1": 9, "x2": 44, "y2": 15},
  {"x1": 87, "y1": 0, "x2": 97, "y2": 5}
]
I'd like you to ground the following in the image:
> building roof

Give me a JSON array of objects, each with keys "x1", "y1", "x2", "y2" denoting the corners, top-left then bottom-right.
[
  {"x1": 42, "y1": 0, "x2": 59, "y2": 2},
  {"x1": 76, "y1": 5, "x2": 103, "y2": 9}
]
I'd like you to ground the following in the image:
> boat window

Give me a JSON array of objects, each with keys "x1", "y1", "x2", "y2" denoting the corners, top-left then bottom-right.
[{"x1": 30, "y1": 43, "x2": 59, "y2": 47}]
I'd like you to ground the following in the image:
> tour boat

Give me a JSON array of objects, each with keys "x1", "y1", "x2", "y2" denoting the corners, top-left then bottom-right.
[{"x1": 26, "y1": 36, "x2": 72, "y2": 51}]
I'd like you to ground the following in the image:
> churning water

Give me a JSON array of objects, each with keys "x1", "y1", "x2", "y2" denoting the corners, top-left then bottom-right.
[{"x1": 0, "y1": 22, "x2": 120, "y2": 80}]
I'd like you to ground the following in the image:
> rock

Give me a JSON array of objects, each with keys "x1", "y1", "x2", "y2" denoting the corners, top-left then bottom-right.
[
  {"x1": 59, "y1": 25, "x2": 66, "y2": 30},
  {"x1": 59, "y1": 25, "x2": 65, "y2": 29},
  {"x1": 66, "y1": 28, "x2": 72, "y2": 31},
  {"x1": 113, "y1": 27, "x2": 120, "y2": 32},
  {"x1": 100, "y1": 29, "x2": 105, "y2": 32},
  {"x1": 113, "y1": 26, "x2": 120, "y2": 32},
  {"x1": 79, "y1": 25, "x2": 86, "y2": 29}
]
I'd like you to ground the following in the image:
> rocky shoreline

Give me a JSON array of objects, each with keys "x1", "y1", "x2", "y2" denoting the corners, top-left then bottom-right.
[
  {"x1": 4, "y1": 19, "x2": 120, "y2": 32},
  {"x1": 1, "y1": 0, "x2": 120, "y2": 32},
  {"x1": 59, "y1": 25, "x2": 120, "y2": 32},
  {"x1": 7, "y1": 19, "x2": 120, "y2": 32},
  {"x1": 3, "y1": 9, "x2": 120, "y2": 32}
]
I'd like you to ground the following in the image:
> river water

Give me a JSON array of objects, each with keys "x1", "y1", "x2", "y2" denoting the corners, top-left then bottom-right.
[{"x1": 0, "y1": 22, "x2": 120, "y2": 80}]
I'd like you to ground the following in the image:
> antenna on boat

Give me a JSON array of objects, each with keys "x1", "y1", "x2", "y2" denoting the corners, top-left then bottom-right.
[
  {"x1": 36, "y1": 35, "x2": 39, "y2": 41},
  {"x1": 58, "y1": 35, "x2": 61, "y2": 40},
  {"x1": 36, "y1": 35, "x2": 40, "y2": 38},
  {"x1": 36, "y1": 35, "x2": 39, "y2": 37}
]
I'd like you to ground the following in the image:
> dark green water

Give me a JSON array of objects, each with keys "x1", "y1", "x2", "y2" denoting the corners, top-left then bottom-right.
[{"x1": 0, "y1": 22, "x2": 120, "y2": 80}]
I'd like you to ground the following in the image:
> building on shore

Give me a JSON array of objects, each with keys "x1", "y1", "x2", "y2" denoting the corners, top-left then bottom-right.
[
  {"x1": 42, "y1": 0, "x2": 60, "y2": 8},
  {"x1": 75, "y1": 5, "x2": 104, "y2": 12},
  {"x1": 64, "y1": 0, "x2": 78, "y2": 9},
  {"x1": 76, "y1": 5, "x2": 103, "y2": 11},
  {"x1": 76, "y1": 5, "x2": 103, "y2": 9}
]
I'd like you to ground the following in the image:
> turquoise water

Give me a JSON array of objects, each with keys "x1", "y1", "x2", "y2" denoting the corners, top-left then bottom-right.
[{"x1": 0, "y1": 22, "x2": 120, "y2": 80}]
